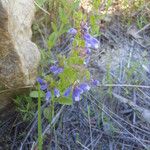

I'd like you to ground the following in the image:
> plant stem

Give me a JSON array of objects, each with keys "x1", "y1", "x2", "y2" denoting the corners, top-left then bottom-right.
[
  {"x1": 51, "y1": 99, "x2": 55, "y2": 121},
  {"x1": 38, "y1": 84, "x2": 43, "y2": 150}
]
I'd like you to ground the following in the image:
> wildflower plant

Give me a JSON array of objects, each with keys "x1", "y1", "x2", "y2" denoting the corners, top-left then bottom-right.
[{"x1": 31, "y1": 0, "x2": 102, "y2": 124}]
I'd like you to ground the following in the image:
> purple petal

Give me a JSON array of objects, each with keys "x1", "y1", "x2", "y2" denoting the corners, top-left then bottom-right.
[
  {"x1": 85, "y1": 42, "x2": 92, "y2": 48},
  {"x1": 53, "y1": 67, "x2": 64, "y2": 75},
  {"x1": 90, "y1": 38, "x2": 99, "y2": 49},
  {"x1": 40, "y1": 84, "x2": 48, "y2": 91},
  {"x1": 36, "y1": 77, "x2": 45, "y2": 85},
  {"x1": 92, "y1": 79, "x2": 100, "y2": 86},
  {"x1": 84, "y1": 33, "x2": 99, "y2": 49},
  {"x1": 68, "y1": 28, "x2": 77, "y2": 35},
  {"x1": 84, "y1": 33, "x2": 92, "y2": 41},
  {"x1": 72, "y1": 87, "x2": 83, "y2": 101},
  {"x1": 64, "y1": 87, "x2": 71, "y2": 97},
  {"x1": 91, "y1": 37, "x2": 99, "y2": 44},
  {"x1": 79, "y1": 83, "x2": 90, "y2": 91},
  {"x1": 54, "y1": 88, "x2": 60, "y2": 98},
  {"x1": 45, "y1": 91, "x2": 51, "y2": 101},
  {"x1": 50, "y1": 65, "x2": 58, "y2": 73},
  {"x1": 50, "y1": 65, "x2": 64, "y2": 75}
]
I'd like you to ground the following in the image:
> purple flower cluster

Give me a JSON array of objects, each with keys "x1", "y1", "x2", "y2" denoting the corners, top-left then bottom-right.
[
  {"x1": 80, "y1": 24, "x2": 100, "y2": 66},
  {"x1": 81, "y1": 22, "x2": 99, "y2": 50},
  {"x1": 84, "y1": 33, "x2": 99, "y2": 50},
  {"x1": 37, "y1": 77, "x2": 61, "y2": 101},
  {"x1": 67, "y1": 28, "x2": 78, "y2": 47},
  {"x1": 37, "y1": 76, "x2": 100, "y2": 102},
  {"x1": 71, "y1": 80, "x2": 100, "y2": 101},
  {"x1": 37, "y1": 77, "x2": 51, "y2": 102},
  {"x1": 35, "y1": 27, "x2": 100, "y2": 104},
  {"x1": 36, "y1": 66, "x2": 63, "y2": 102},
  {"x1": 36, "y1": 77, "x2": 48, "y2": 91},
  {"x1": 72, "y1": 83, "x2": 90, "y2": 101}
]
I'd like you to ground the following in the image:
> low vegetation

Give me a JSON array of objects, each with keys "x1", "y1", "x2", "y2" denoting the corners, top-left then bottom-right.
[{"x1": 1, "y1": 0, "x2": 150, "y2": 149}]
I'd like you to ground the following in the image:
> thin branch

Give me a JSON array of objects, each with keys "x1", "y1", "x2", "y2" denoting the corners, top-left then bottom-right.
[
  {"x1": 34, "y1": 0, "x2": 50, "y2": 16},
  {"x1": 98, "y1": 84, "x2": 150, "y2": 89}
]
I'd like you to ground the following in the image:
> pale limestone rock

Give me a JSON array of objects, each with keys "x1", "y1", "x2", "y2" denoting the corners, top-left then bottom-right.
[
  {"x1": 0, "y1": 0, "x2": 40, "y2": 118},
  {"x1": 0, "y1": 0, "x2": 40, "y2": 88}
]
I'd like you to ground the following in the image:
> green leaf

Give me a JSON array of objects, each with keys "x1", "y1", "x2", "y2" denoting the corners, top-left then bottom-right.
[
  {"x1": 45, "y1": 75, "x2": 56, "y2": 88},
  {"x1": 48, "y1": 32, "x2": 57, "y2": 49},
  {"x1": 30, "y1": 91, "x2": 45, "y2": 98},
  {"x1": 93, "y1": 0, "x2": 101, "y2": 9},
  {"x1": 58, "y1": 67, "x2": 77, "y2": 91},
  {"x1": 58, "y1": 97, "x2": 72, "y2": 105},
  {"x1": 59, "y1": 24, "x2": 67, "y2": 35},
  {"x1": 67, "y1": 50, "x2": 84, "y2": 65},
  {"x1": 59, "y1": 7, "x2": 69, "y2": 24},
  {"x1": 51, "y1": 22, "x2": 57, "y2": 32},
  {"x1": 85, "y1": 70, "x2": 91, "y2": 80}
]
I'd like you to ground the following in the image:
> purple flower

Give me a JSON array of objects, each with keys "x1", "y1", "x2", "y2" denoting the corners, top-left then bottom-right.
[
  {"x1": 91, "y1": 37, "x2": 99, "y2": 43},
  {"x1": 68, "y1": 28, "x2": 77, "y2": 36},
  {"x1": 54, "y1": 88, "x2": 60, "y2": 98},
  {"x1": 50, "y1": 65, "x2": 58, "y2": 72},
  {"x1": 92, "y1": 79, "x2": 100, "y2": 86},
  {"x1": 83, "y1": 33, "x2": 99, "y2": 49},
  {"x1": 50, "y1": 65, "x2": 63, "y2": 75},
  {"x1": 36, "y1": 77, "x2": 45, "y2": 85},
  {"x1": 40, "y1": 83, "x2": 48, "y2": 91},
  {"x1": 45, "y1": 91, "x2": 51, "y2": 101},
  {"x1": 64, "y1": 87, "x2": 71, "y2": 97},
  {"x1": 84, "y1": 33, "x2": 92, "y2": 41},
  {"x1": 72, "y1": 87, "x2": 83, "y2": 101},
  {"x1": 90, "y1": 38, "x2": 99, "y2": 49},
  {"x1": 79, "y1": 83, "x2": 90, "y2": 92}
]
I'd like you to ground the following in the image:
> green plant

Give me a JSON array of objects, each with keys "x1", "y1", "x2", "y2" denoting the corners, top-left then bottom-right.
[
  {"x1": 31, "y1": 1, "x2": 107, "y2": 149},
  {"x1": 14, "y1": 95, "x2": 37, "y2": 121},
  {"x1": 34, "y1": 0, "x2": 102, "y2": 121}
]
